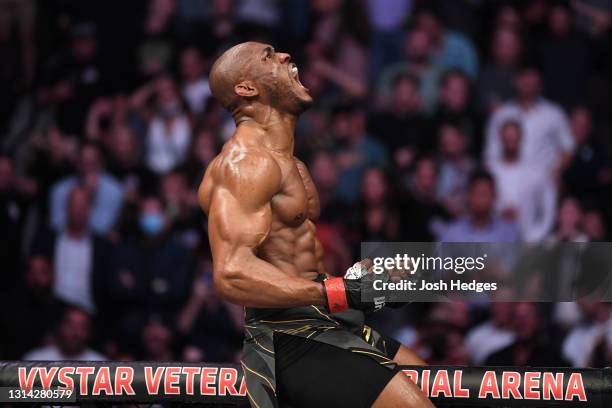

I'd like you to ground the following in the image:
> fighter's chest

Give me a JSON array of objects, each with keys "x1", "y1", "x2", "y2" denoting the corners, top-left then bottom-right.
[{"x1": 271, "y1": 159, "x2": 320, "y2": 227}]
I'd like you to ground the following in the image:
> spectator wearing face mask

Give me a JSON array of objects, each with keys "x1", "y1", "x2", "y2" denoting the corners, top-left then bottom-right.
[{"x1": 101, "y1": 196, "x2": 194, "y2": 346}]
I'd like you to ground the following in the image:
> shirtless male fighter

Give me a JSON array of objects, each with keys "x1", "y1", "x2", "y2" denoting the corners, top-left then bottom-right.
[{"x1": 199, "y1": 42, "x2": 433, "y2": 408}]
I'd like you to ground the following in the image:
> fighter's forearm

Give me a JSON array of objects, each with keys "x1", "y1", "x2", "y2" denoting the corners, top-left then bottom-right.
[{"x1": 214, "y1": 253, "x2": 326, "y2": 308}]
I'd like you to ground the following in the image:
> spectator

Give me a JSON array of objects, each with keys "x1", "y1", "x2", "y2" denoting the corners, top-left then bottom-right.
[
  {"x1": 0, "y1": 254, "x2": 62, "y2": 359},
  {"x1": 355, "y1": 167, "x2": 402, "y2": 242},
  {"x1": 488, "y1": 120, "x2": 557, "y2": 241},
  {"x1": 331, "y1": 104, "x2": 388, "y2": 204},
  {"x1": 484, "y1": 65, "x2": 575, "y2": 177},
  {"x1": 49, "y1": 143, "x2": 124, "y2": 235},
  {"x1": 563, "y1": 106, "x2": 612, "y2": 195},
  {"x1": 573, "y1": 0, "x2": 612, "y2": 38},
  {"x1": 431, "y1": 71, "x2": 480, "y2": 151},
  {"x1": 414, "y1": 8, "x2": 479, "y2": 79},
  {"x1": 377, "y1": 27, "x2": 442, "y2": 112},
  {"x1": 26, "y1": 125, "x2": 78, "y2": 216},
  {"x1": 477, "y1": 27, "x2": 522, "y2": 113},
  {"x1": 583, "y1": 208, "x2": 608, "y2": 241},
  {"x1": 402, "y1": 156, "x2": 450, "y2": 241},
  {"x1": 139, "y1": 317, "x2": 176, "y2": 361},
  {"x1": 0, "y1": 155, "x2": 32, "y2": 290},
  {"x1": 309, "y1": 151, "x2": 345, "y2": 221},
  {"x1": 178, "y1": 260, "x2": 243, "y2": 362},
  {"x1": 185, "y1": 128, "x2": 220, "y2": 187},
  {"x1": 550, "y1": 196, "x2": 589, "y2": 242},
  {"x1": 132, "y1": 76, "x2": 192, "y2": 175},
  {"x1": 486, "y1": 303, "x2": 569, "y2": 366},
  {"x1": 562, "y1": 301, "x2": 612, "y2": 367},
  {"x1": 465, "y1": 302, "x2": 515, "y2": 365},
  {"x1": 160, "y1": 171, "x2": 204, "y2": 251},
  {"x1": 435, "y1": 123, "x2": 475, "y2": 216},
  {"x1": 137, "y1": 0, "x2": 178, "y2": 79},
  {"x1": 180, "y1": 47, "x2": 211, "y2": 115},
  {"x1": 308, "y1": 0, "x2": 370, "y2": 98},
  {"x1": 538, "y1": 3, "x2": 590, "y2": 109},
  {"x1": 309, "y1": 151, "x2": 352, "y2": 272},
  {"x1": 439, "y1": 171, "x2": 519, "y2": 242},
  {"x1": 22, "y1": 305, "x2": 105, "y2": 361},
  {"x1": 39, "y1": 22, "x2": 105, "y2": 135},
  {"x1": 102, "y1": 196, "x2": 194, "y2": 343},
  {"x1": 85, "y1": 93, "x2": 131, "y2": 143},
  {"x1": 369, "y1": 73, "x2": 431, "y2": 156},
  {"x1": 42, "y1": 186, "x2": 110, "y2": 313},
  {"x1": 106, "y1": 125, "x2": 156, "y2": 200},
  {"x1": 367, "y1": 0, "x2": 414, "y2": 78}
]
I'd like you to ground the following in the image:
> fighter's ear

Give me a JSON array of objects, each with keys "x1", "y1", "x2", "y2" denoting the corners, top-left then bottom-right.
[{"x1": 234, "y1": 80, "x2": 259, "y2": 98}]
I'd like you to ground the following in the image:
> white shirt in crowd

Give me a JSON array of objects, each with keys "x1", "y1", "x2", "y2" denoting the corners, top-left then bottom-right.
[
  {"x1": 146, "y1": 115, "x2": 192, "y2": 174},
  {"x1": 562, "y1": 319, "x2": 612, "y2": 367},
  {"x1": 465, "y1": 321, "x2": 516, "y2": 365},
  {"x1": 23, "y1": 345, "x2": 105, "y2": 361},
  {"x1": 183, "y1": 78, "x2": 211, "y2": 114},
  {"x1": 54, "y1": 232, "x2": 94, "y2": 313},
  {"x1": 489, "y1": 161, "x2": 557, "y2": 242},
  {"x1": 485, "y1": 99, "x2": 575, "y2": 172}
]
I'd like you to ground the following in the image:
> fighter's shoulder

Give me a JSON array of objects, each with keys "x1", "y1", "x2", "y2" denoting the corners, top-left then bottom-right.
[{"x1": 210, "y1": 140, "x2": 282, "y2": 194}]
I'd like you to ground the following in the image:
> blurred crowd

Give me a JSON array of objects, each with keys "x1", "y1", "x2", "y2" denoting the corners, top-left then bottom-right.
[{"x1": 1, "y1": 0, "x2": 612, "y2": 368}]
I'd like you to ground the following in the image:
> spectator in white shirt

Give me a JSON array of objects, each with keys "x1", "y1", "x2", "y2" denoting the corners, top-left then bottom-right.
[
  {"x1": 562, "y1": 301, "x2": 612, "y2": 367},
  {"x1": 485, "y1": 65, "x2": 575, "y2": 177},
  {"x1": 466, "y1": 302, "x2": 516, "y2": 365},
  {"x1": 489, "y1": 120, "x2": 557, "y2": 241},
  {"x1": 23, "y1": 305, "x2": 105, "y2": 361},
  {"x1": 180, "y1": 47, "x2": 211, "y2": 115},
  {"x1": 53, "y1": 187, "x2": 98, "y2": 313}
]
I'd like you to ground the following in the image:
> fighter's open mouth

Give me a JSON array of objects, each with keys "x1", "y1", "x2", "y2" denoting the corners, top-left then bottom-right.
[{"x1": 290, "y1": 64, "x2": 306, "y2": 89}]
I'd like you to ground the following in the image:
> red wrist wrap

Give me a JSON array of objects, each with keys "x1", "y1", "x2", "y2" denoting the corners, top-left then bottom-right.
[{"x1": 324, "y1": 277, "x2": 349, "y2": 313}]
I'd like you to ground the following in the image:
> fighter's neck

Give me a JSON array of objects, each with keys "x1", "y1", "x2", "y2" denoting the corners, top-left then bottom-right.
[{"x1": 236, "y1": 109, "x2": 296, "y2": 154}]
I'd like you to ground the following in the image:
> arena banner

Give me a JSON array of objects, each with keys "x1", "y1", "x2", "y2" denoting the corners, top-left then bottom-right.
[{"x1": 0, "y1": 361, "x2": 610, "y2": 406}]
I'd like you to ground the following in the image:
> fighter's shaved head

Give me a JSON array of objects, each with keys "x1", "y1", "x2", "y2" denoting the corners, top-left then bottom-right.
[
  {"x1": 209, "y1": 42, "x2": 265, "y2": 111},
  {"x1": 209, "y1": 41, "x2": 312, "y2": 118}
]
